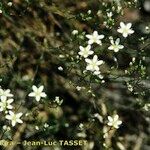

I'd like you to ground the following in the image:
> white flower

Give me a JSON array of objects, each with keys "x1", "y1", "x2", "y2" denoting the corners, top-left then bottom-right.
[
  {"x1": 107, "y1": 12, "x2": 113, "y2": 18},
  {"x1": 72, "y1": 30, "x2": 78, "y2": 35},
  {"x1": 35, "y1": 126, "x2": 39, "y2": 130},
  {"x1": 86, "y1": 31, "x2": 104, "y2": 45},
  {"x1": 44, "y1": 123, "x2": 49, "y2": 128},
  {"x1": 58, "y1": 66, "x2": 63, "y2": 71},
  {"x1": 28, "y1": 85, "x2": 47, "y2": 102},
  {"x1": 79, "y1": 123, "x2": 84, "y2": 130},
  {"x1": 7, "y1": 2, "x2": 13, "y2": 7},
  {"x1": 3, "y1": 125, "x2": 11, "y2": 131},
  {"x1": 93, "y1": 70, "x2": 104, "y2": 79},
  {"x1": 0, "y1": 98, "x2": 13, "y2": 112},
  {"x1": 78, "y1": 45, "x2": 94, "y2": 58},
  {"x1": 77, "y1": 132, "x2": 87, "y2": 138},
  {"x1": 0, "y1": 89, "x2": 13, "y2": 100},
  {"x1": 59, "y1": 54, "x2": 65, "y2": 58},
  {"x1": 54, "y1": 96, "x2": 63, "y2": 105},
  {"x1": 127, "y1": 83, "x2": 133, "y2": 92},
  {"x1": 143, "y1": 103, "x2": 150, "y2": 111},
  {"x1": 103, "y1": 126, "x2": 109, "y2": 138},
  {"x1": 108, "y1": 38, "x2": 124, "y2": 52},
  {"x1": 117, "y1": 22, "x2": 134, "y2": 38},
  {"x1": 6, "y1": 111, "x2": 23, "y2": 127},
  {"x1": 94, "y1": 113, "x2": 103, "y2": 123},
  {"x1": 97, "y1": 10, "x2": 102, "y2": 16},
  {"x1": 76, "y1": 86, "x2": 82, "y2": 91},
  {"x1": 85, "y1": 55, "x2": 104, "y2": 71},
  {"x1": 107, "y1": 114, "x2": 122, "y2": 129},
  {"x1": 87, "y1": 10, "x2": 92, "y2": 14},
  {"x1": 93, "y1": 70, "x2": 101, "y2": 75}
]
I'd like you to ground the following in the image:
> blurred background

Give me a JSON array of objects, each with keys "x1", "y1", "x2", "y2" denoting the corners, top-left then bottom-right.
[{"x1": 0, "y1": 0, "x2": 150, "y2": 150}]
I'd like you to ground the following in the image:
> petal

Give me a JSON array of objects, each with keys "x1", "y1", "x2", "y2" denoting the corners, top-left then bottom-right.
[
  {"x1": 78, "y1": 52, "x2": 83, "y2": 56},
  {"x1": 94, "y1": 71, "x2": 100, "y2": 75},
  {"x1": 97, "y1": 60, "x2": 104, "y2": 65},
  {"x1": 38, "y1": 86, "x2": 44, "y2": 92},
  {"x1": 86, "y1": 35, "x2": 92, "y2": 39},
  {"x1": 93, "y1": 55, "x2": 98, "y2": 62},
  {"x1": 107, "y1": 122, "x2": 113, "y2": 126},
  {"x1": 123, "y1": 33, "x2": 128, "y2": 38},
  {"x1": 9, "y1": 111, "x2": 14, "y2": 116},
  {"x1": 86, "y1": 65, "x2": 92, "y2": 71},
  {"x1": 7, "y1": 99, "x2": 14, "y2": 104},
  {"x1": 120, "y1": 22, "x2": 125, "y2": 28},
  {"x1": 110, "y1": 40, "x2": 114, "y2": 45},
  {"x1": 32, "y1": 85, "x2": 37, "y2": 92},
  {"x1": 108, "y1": 116, "x2": 113, "y2": 122},
  {"x1": 114, "y1": 115, "x2": 119, "y2": 121},
  {"x1": 28, "y1": 92, "x2": 35, "y2": 97},
  {"x1": 114, "y1": 48, "x2": 119, "y2": 52},
  {"x1": 12, "y1": 120, "x2": 16, "y2": 127},
  {"x1": 95, "y1": 66, "x2": 99, "y2": 71},
  {"x1": 119, "y1": 45, "x2": 124, "y2": 49},
  {"x1": 117, "y1": 120, "x2": 122, "y2": 125},
  {"x1": 89, "y1": 51, "x2": 94, "y2": 55},
  {"x1": 114, "y1": 124, "x2": 119, "y2": 129},
  {"x1": 41, "y1": 92, "x2": 47, "y2": 97},
  {"x1": 98, "y1": 35, "x2": 104, "y2": 39},
  {"x1": 117, "y1": 28, "x2": 123, "y2": 33},
  {"x1": 17, "y1": 112, "x2": 23, "y2": 118},
  {"x1": 93, "y1": 31, "x2": 98, "y2": 37},
  {"x1": 5, "y1": 89, "x2": 11, "y2": 94},
  {"x1": 84, "y1": 55, "x2": 88, "y2": 58},
  {"x1": 127, "y1": 23, "x2": 132, "y2": 29},
  {"x1": 1, "y1": 98, "x2": 7, "y2": 102},
  {"x1": 36, "y1": 96, "x2": 41, "y2": 102},
  {"x1": 88, "y1": 39, "x2": 94, "y2": 45},
  {"x1": 96, "y1": 40, "x2": 102, "y2": 45},
  {"x1": 6, "y1": 115, "x2": 12, "y2": 120},
  {"x1": 17, "y1": 119, "x2": 23, "y2": 124},
  {"x1": 1, "y1": 96, "x2": 7, "y2": 100},
  {"x1": 108, "y1": 45, "x2": 114, "y2": 50},
  {"x1": 86, "y1": 45, "x2": 91, "y2": 50},
  {"x1": 8, "y1": 93, "x2": 13, "y2": 97},
  {"x1": 79, "y1": 46, "x2": 84, "y2": 51},
  {"x1": 7, "y1": 105, "x2": 13, "y2": 109},
  {"x1": 115, "y1": 38, "x2": 120, "y2": 45},
  {"x1": 129, "y1": 29, "x2": 134, "y2": 34},
  {"x1": 85, "y1": 59, "x2": 91, "y2": 63}
]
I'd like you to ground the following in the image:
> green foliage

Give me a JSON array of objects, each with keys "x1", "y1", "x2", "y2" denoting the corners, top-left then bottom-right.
[{"x1": 0, "y1": 0, "x2": 150, "y2": 150}]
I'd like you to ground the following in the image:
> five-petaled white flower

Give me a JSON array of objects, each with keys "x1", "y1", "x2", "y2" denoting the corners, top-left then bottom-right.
[
  {"x1": 78, "y1": 45, "x2": 94, "y2": 58},
  {"x1": 117, "y1": 22, "x2": 134, "y2": 38},
  {"x1": 107, "y1": 114, "x2": 122, "y2": 129},
  {"x1": 28, "y1": 85, "x2": 47, "y2": 102},
  {"x1": 108, "y1": 38, "x2": 124, "y2": 52},
  {"x1": 0, "y1": 89, "x2": 13, "y2": 100},
  {"x1": 6, "y1": 111, "x2": 23, "y2": 127},
  {"x1": 85, "y1": 55, "x2": 104, "y2": 71},
  {"x1": 0, "y1": 98, "x2": 13, "y2": 112},
  {"x1": 86, "y1": 31, "x2": 104, "y2": 45}
]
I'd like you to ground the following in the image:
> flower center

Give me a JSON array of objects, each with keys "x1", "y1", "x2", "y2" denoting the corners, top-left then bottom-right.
[
  {"x1": 83, "y1": 50, "x2": 88, "y2": 55},
  {"x1": 123, "y1": 28, "x2": 129, "y2": 33},
  {"x1": 36, "y1": 91, "x2": 41, "y2": 96},
  {"x1": 12, "y1": 115, "x2": 17, "y2": 122},
  {"x1": 91, "y1": 62, "x2": 97, "y2": 68}
]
